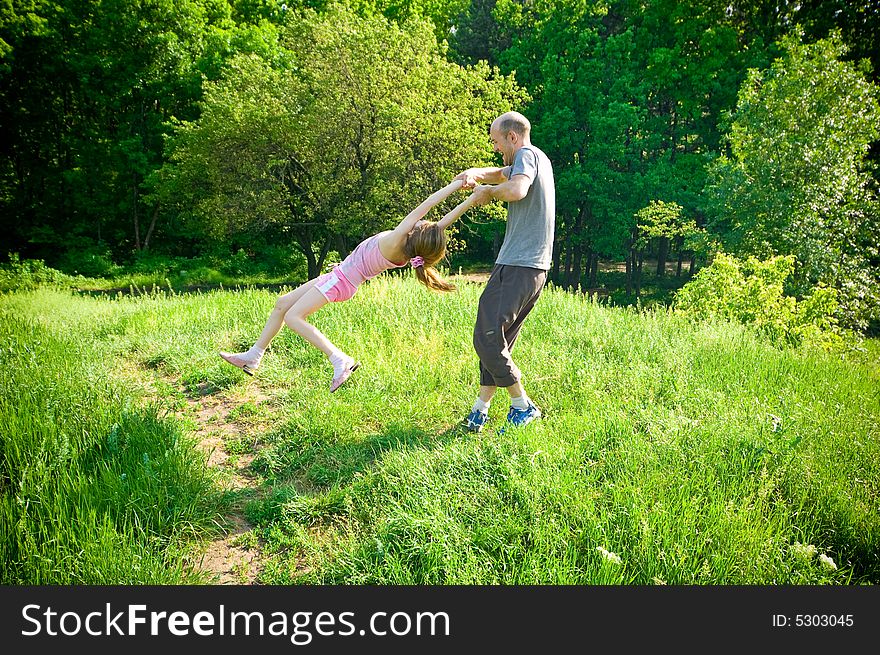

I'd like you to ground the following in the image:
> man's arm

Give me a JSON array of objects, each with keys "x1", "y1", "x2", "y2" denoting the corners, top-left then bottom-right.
[
  {"x1": 469, "y1": 174, "x2": 532, "y2": 205},
  {"x1": 455, "y1": 167, "x2": 509, "y2": 187}
]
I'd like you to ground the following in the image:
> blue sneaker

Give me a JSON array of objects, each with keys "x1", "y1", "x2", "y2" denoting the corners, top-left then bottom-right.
[
  {"x1": 462, "y1": 409, "x2": 489, "y2": 433},
  {"x1": 502, "y1": 401, "x2": 542, "y2": 430}
]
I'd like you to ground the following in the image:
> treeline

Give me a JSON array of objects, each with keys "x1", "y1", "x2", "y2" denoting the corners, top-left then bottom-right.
[{"x1": 2, "y1": 1, "x2": 879, "y2": 328}]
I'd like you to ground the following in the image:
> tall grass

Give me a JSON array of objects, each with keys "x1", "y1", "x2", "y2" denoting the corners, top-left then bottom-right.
[
  {"x1": 2, "y1": 276, "x2": 877, "y2": 584},
  {"x1": 0, "y1": 307, "x2": 221, "y2": 583}
]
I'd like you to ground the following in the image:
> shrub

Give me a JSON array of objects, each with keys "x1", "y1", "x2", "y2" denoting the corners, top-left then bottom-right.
[
  {"x1": 674, "y1": 252, "x2": 842, "y2": 348},
  {"x1": 0, "y1": 253, "x2": 86, "y2": 292},
  {"x1": 57, "y1": 242, "x2": 122, "y2": 278}
]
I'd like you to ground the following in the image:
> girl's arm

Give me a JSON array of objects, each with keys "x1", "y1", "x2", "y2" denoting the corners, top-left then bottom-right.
[
  {"x1": 436, "y1": 191, "x2": 479, "y2": 230},
  {"x1": 389, "y1": 180, "x2": 464, "y2": 239}
]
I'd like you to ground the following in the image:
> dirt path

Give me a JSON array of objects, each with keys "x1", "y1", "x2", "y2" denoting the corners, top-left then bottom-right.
[{"x1": 182, "y1": 383, "x2": 270, "y2": 584}]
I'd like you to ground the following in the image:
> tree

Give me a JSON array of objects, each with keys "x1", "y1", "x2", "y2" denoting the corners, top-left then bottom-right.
[
  {"x1": 788, "y1": 0, "x2": 880, "y2": 84},
  {"x1": 0, "y1": 0, "x2": 296, "y2": 265},
  {"x1": 486, "y1": 0, "x2": 765, "y2": 290},
  {"x1": 447, "y1": 0, "x2": 510, "y2": 66},
  {"x1": 154, "y1": 6, "x2": 525, "y2": 278},
  {"x1": 675, "y1": 251, "x2": 842, "y2": 348},
  {"x1": 630, "y1": 200, "x2": 698, "y2": 296},
  {"x1": 707, "y1": 29, "x2": 880, "y2": 329}
]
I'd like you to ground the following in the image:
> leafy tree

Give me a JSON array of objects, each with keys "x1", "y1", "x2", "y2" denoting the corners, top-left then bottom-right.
[
  {"x1": 154, "y1": 6, "x2": 524, "y2": 278},
  {"x1": 629, "y1": 200, "x2": 698, "y2": 295},
  {"x1": 486, "y1": 0, "x2": 766, "y2": 290},
  {"x1": 0, "y1": 0, "x2": 293, "y2": 265},
  {"x1": 447, "y1": 0, "x2": 510, "y2": 66},
  {"x1": 788, "y1": 0, "x2": 880, "y2": 84},
  {"x1": 707, "y1": 29, "x2": 880, "y2": 329}
]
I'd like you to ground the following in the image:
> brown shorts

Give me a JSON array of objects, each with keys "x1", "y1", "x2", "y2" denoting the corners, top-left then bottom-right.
[{"x1": 473, "y1": 264, "x2": 547, "y2": 387}]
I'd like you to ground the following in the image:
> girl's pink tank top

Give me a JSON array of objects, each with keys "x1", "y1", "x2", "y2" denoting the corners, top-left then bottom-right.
[{"x1": 337, "y1": 231, "x2": 406, "y2": 287}]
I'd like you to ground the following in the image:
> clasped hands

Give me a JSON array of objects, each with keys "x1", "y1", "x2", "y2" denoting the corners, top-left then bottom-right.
[{"x1": 455, "y1": 171, "x2": 494, "y2": 206}]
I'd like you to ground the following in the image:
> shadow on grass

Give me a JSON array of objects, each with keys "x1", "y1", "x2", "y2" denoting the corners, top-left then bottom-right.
[
  {"x1": 76, "y1": 280, "x2": 305, "y2": 298},
  {"x1": 244, "y1": 421, "x2": 472, "y2": 527}
]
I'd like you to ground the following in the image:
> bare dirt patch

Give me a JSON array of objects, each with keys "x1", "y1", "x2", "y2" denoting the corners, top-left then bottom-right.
[
  {"x1": 199, "y1": 514, "x2": 262, "y2": 584},
  {"x1": 181, "y1": 385, "x2": 270, "y2": 584},
  {"x1": 115, "y1": 358, "x2": 270, "y2": 583}
]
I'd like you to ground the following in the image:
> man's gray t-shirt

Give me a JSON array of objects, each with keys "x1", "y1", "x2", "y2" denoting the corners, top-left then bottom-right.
[{"x1": 496, "y1": 145, "x2": 555, "y2": 271}]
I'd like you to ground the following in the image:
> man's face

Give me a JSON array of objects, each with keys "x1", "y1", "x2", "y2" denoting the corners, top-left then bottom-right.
[{"x1": 489, "y1": 124, "x2": 515, "y2": 166}]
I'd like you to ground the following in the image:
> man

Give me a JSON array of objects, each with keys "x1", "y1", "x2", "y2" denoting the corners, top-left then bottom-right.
[{"x1": 457, "y1": 111, "x2": 555, "y2": 432}]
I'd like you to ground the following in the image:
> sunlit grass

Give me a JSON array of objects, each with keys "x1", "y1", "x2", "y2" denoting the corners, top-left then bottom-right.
[{"x1": 2, "y1": 275, "x2": 877, "y2": 584}]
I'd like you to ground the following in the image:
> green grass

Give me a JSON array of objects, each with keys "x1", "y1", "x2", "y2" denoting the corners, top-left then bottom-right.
[
  {"x1": 1, "y1": 275, "x2": 877, "y2": 585},
  {"x1": 0, "y1": 310, "x2": 222, "y2": 583}
]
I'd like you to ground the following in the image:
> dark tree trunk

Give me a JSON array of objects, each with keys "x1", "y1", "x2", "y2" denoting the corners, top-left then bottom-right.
[
  {"x1": 566, "y1": 205, "x2": 587, "y2": 291},
  {"x1": 656, "y1": 236, "x2": 669, "y2": 277},
  {"x1": 676, "y1": 236, "x2": 684, "y2": 277},
  {"x1": 563, "y1": 234, "x2": 573, "y2": 287},
  {"x1": 627, "y1": 226, "x2": 639, "y2": 296},
  {"x1": 336, "y1": 233, "x2": 351, "y2": 261},
  {"x1": 143, "y1": 203, "x2": 159, "y2": 251},
  {"x1": 636, "y1": 250, "x2": 644, "y2": 297},
  {"x1": 551, "y1": 236, "x2": 562, "y2": 284},
  {"x1": 300, "y1": 227, "x2": 318, "y2": 279},
  {"x1": 571, "y1": 243, "x2": 584, "y2": 292},
  {"x1": 316, "y1": 235, "x2": 332, "y2": 275},
  {"x1": 625, "y1": 251, "x2": 633, "y2": 295},
  {"x1": 133, "y1": 173, "x2": 141, "y2": 251},
  {"x1": 589, "y1": 252, "x2": 599, "y2": 288}
]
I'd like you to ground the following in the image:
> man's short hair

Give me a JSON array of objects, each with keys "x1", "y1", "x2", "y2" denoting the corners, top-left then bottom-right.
[{"x1": 496, "y1": 112, "x2": 531, "y2": 138}]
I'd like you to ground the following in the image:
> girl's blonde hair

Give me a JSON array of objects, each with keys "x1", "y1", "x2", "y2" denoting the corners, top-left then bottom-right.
[{"x1": 404, "y1": 222, "x2": 455, "y2": 292}]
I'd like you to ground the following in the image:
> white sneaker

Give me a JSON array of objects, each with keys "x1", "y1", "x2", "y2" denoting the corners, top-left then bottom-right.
[
  {"x1": 330, "y1": 361, "x2": 359, "y2": 392},
  {"x1": 219, "y1": 351, "x2": 258, "y2": 376}
]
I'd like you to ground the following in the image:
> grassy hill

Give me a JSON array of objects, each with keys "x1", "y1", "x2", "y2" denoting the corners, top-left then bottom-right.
[{"x1": 1, "y1": 275, "x2": 878, "y2": 584}]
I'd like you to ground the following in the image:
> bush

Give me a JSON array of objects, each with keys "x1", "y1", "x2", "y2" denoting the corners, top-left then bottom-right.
[
  {"x1": 674, "y1": 252, "x2": 842, "y2": 349},
  {"x1": 57, "y1": 242, "x2": 122, "y2": 278},
  {"x1": 0, "y1": 253, "x2": 86, "y2": 292}
]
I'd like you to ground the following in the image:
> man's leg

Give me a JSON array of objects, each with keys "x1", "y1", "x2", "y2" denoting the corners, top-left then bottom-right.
[
  {"x1": 467, "y1": 266, "x2": 545, "y2": 430},
  {"x1": 496, "y1": 274, "x2": 545, "y2": 411},
  {"x1": 473, "y1": 266, "x2": 545, "y2": 387}
]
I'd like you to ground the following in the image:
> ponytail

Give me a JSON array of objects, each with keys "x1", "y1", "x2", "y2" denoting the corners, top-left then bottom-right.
[
  {"x1": 413, "y1": 264, "x2": 455, "y2": 292},
  {"x1": 405, "y1": 222, "x2": 456, "y2": 293}
]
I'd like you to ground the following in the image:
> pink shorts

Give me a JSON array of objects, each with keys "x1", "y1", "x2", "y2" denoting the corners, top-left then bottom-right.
[{"x1": 314, "y1": 267, "x2": 358, "y2": 302}]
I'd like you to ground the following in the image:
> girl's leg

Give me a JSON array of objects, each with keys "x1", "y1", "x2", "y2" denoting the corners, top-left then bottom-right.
[
  {"x1": 283, "y1": 286, "x2": 336, "y2": 357},
  {"x1": 220, "y1": 279, "x2": 320, "y2": 373},
  {"x1": 285, "y1": 288, "x2": 358, "y2": 390},
  {"x1": 253, "y1": 278, "x2": 321, "y2": 351}
]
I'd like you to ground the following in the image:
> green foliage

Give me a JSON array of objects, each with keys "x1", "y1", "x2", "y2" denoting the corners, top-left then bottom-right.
[
  {"x1": 0, "y1": 0, "x2": 289, "y2": 263},
  {"x1": 707, "y1": 29, "x2": 880, "y2": 330},
  {"x1": 154, "y1": 5, "x2": 525, "y2": 277},
  {"x1": 487, "y1": 0, "x2": 771, "y2": 282},
  {"x1": 447, "y1": 0, "x2": 510, "y2": 66},
  {"x1": 674, "y1": 252, "x2": 842, "y2": 349},
  {"x1": 56, "y1": 239, "x2": 124, "y2": 278},
  {"x1": 350, "y1": 0, "x2": 470, "y2": 41},
  {"x1": 3, "y1": 0, "x2": 879, "y2": 341},
  {"x1": 634, "y1": 200, "x2": 697, "y2": 249},
  {"x1": 0, "y1": 253, "x2": 86, "y2": 292}
]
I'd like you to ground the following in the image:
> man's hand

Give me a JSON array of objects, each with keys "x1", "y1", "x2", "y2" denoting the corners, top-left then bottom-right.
[
  {"x1": 469, "y1": 184, "x2": 495, "y2": 206},
  {"x1": 455, "y1": 169, "x2": 480, "y2": 190}
]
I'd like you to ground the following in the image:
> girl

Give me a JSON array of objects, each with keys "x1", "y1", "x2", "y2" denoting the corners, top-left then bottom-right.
[{"x1": 220, "y1": 179, "x2": 478, "y2": 391}]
